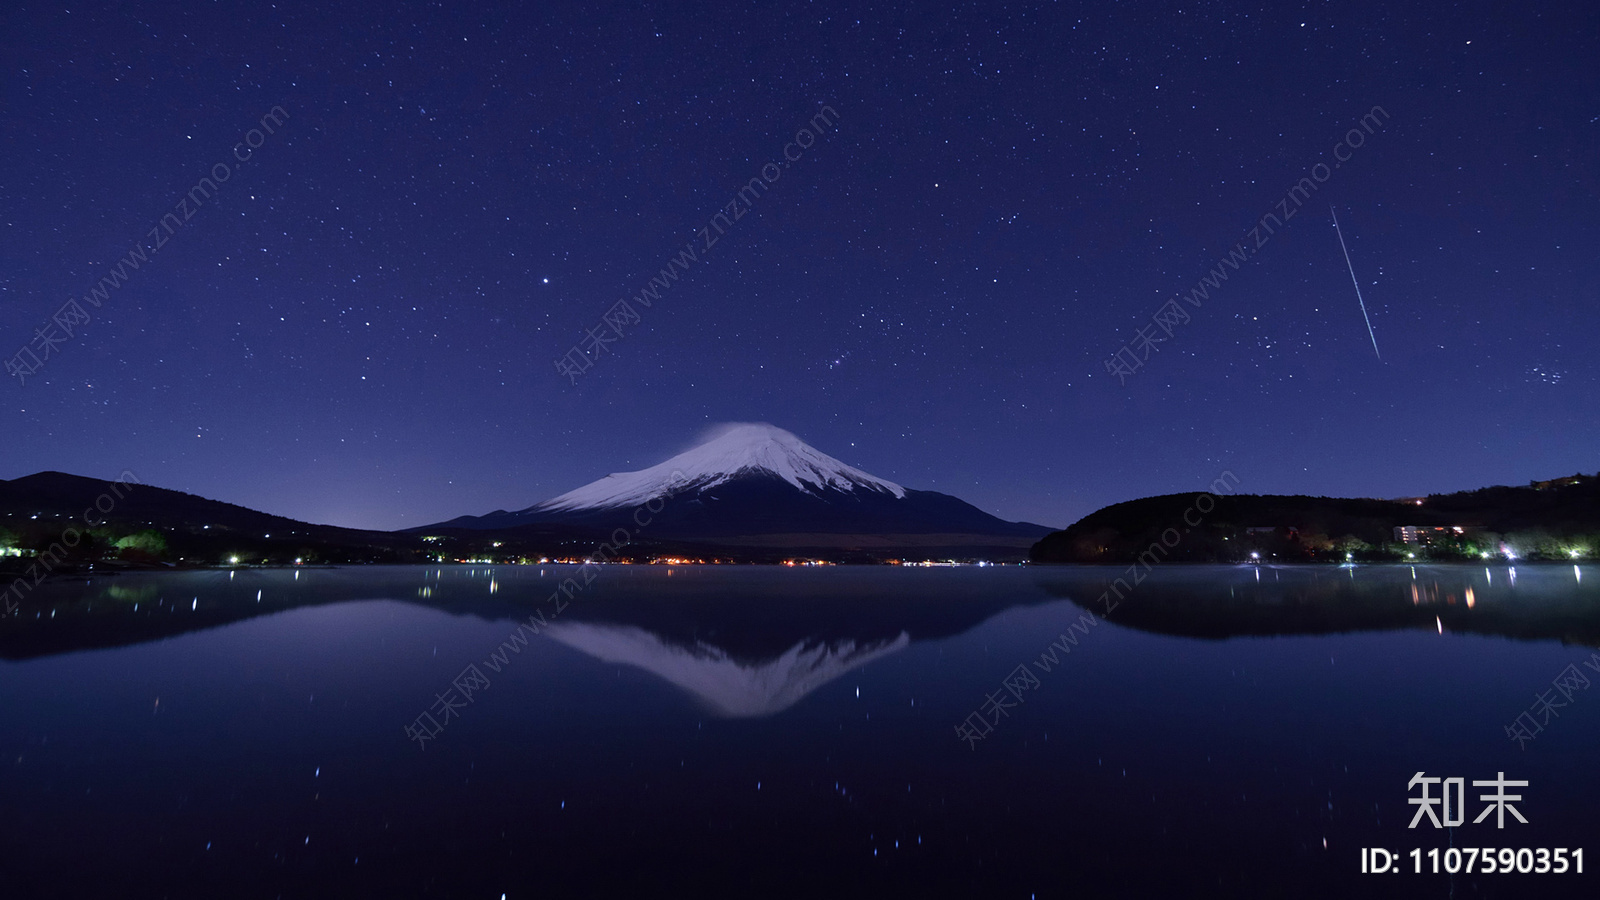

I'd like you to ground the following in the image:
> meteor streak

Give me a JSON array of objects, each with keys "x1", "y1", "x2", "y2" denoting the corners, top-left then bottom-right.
[{"x1": 1331, "y1": 206, "x2": 1381, "y2": 360}]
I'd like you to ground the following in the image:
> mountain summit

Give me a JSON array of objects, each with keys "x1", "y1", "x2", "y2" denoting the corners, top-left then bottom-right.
[
  {"x1": 536, "y1": 423, "x2": 905, "y2": 513},
  {"x1": 427, "y1": 423, "x2": 1052, "y2": 558}
]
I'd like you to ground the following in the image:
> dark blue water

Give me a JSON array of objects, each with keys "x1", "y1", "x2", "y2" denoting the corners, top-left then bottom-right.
[{"x1": 2, "y1": 563, "x2": 1596, "y2": 898}]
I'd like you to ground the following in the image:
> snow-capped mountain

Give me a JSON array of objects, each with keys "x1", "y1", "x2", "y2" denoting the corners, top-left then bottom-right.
[
  {"x1": 535, "y1": 423, "x2": 906, "y2": 513},
  {"x1": 426, "y1": 422, "x2": 1051, "y2": 555}
]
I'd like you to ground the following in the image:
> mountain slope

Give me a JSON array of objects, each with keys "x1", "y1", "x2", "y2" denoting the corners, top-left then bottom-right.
[
  {"x1": 0, "y1": 471, "x2": 425, "y2": 565},
  {"x1": 0, "y1": 471, "x2": 351, "y2": 536},
  {"x1": 425, "y1": 423, "x2": 1051, "y2": 553}
]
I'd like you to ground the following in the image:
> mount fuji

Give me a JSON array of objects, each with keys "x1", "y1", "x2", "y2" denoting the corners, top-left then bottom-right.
[{"x1": 424, "y1": 423, "x2": 1051, "y2": 558}]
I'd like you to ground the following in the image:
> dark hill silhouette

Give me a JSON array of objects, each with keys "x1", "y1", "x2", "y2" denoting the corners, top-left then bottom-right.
[{"x1": 1030, "y1": 473, "x2": 1600, "y2": 563}]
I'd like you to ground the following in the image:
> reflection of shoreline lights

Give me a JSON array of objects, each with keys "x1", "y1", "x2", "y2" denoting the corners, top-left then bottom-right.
[{"x1": 1465, "y1": 586, "x2": 1476, "y2": 608}]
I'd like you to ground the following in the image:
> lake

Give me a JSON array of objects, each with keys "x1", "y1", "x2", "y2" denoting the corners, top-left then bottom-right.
[{"x1": 2, "y1": 563, "x2": 1596, "y2": 898}]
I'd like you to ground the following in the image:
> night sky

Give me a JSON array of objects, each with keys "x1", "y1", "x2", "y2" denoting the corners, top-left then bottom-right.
[{"x1": 3, "y1": 1, "x2": 1596, "y2": 531}]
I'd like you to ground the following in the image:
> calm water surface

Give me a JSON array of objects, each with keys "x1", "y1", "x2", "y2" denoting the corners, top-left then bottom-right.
[{"x1": 2, "y1": 563, "x2": 1597, "y2": 898}]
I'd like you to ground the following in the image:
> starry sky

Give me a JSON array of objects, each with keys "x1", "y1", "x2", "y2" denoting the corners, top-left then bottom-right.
[{"x1": 3, "y1": 1, "x2": 1597, "y2": 531}]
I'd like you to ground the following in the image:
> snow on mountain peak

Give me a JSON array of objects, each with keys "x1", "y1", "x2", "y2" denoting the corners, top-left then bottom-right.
[{"x1": 532, "y1": 422, "x2": 906, "y2": 513}]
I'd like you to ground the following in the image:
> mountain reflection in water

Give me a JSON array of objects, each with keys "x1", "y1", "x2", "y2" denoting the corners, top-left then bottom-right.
[
  {"x1": 1047, "y1": 563, "x2": 1600, "y2": 647},
  {"x1": 5, "y1": 563, "x2": 1597, "y2": 718}
]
